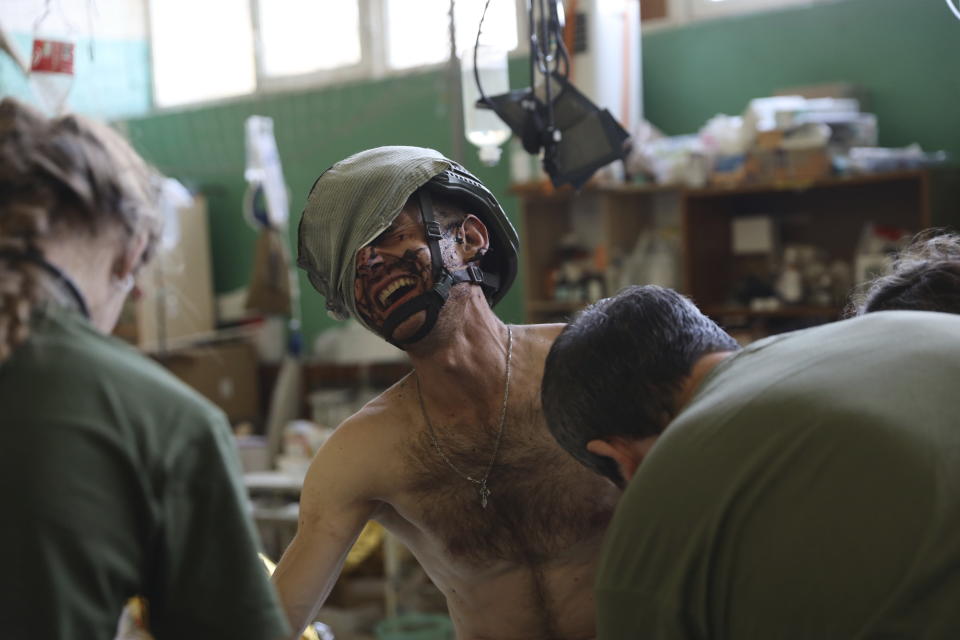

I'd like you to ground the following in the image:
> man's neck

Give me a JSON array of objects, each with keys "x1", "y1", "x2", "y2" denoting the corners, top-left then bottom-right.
[
  {"x1": 41, "y1": 237, "x2": 116, "y2": 332},
  {"x1": 616, "y1": 351, "x2": 736, "y2": 479},
  {"x1": 406, "y1": 291, "x2": 510, "y2": 412},
  {"x1": 675, "y1": 351, "x2": 736, "y2": 411}
]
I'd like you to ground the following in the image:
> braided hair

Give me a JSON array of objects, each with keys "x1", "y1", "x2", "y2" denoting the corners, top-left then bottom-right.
[
  {"x1": 0, "y1": 98, "x2": 159, "y2": 363},
  {"x1": 848, "y1": 229, "x2": 960, "y2": 317}
]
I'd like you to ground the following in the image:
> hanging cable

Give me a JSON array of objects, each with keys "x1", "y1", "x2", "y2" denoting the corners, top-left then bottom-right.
[{"x1": 473, "y1": 0, "x2": 495, "y2": 108}]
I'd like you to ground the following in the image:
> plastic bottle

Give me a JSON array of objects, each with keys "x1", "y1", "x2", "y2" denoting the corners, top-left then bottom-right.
[
  {"x1": 776, "y1": 247, "x2": 804, "y2": 304},
  {"x1": 461, "y1": 45, "x2": 511, "y2": 166},
  {"x1": 29, "y1": 9, "x2": 76, "y2": 115}
]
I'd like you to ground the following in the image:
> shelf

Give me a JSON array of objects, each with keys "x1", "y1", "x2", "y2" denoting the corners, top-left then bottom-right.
[
  {"x1": 509, "y1": 178, "x2": 679, "y2": 200},
  {"x1": 529, "y1": 302, "x2": 841, "y2": 320},
  {"x1": 515, "y1": 168, "x2": 959, "y2": 337},
  {"x1": 511, "y1": 169, "x2": 935, "y2": 201},
  {"x1": 244, "y1": 471, "x2": 304, "y2": 494},
  {"x1": 526, "y1": 300, "x2": 589, "y2": 314},
  {"x1": 250, "y1": 503, "x2": 300, "y2": 524},
  {"x1": 681, "y1": 169, "x2": 931, "y2": 199},
  {"x1": 509, "y1": 181, "x2": 580, "y2": 200},
  {"x1": 703, "y1": 305, "x2": 842, "y2": 320}
]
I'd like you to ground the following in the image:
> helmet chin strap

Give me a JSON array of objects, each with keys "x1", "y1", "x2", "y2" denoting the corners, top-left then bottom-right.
[{"x1": 379, "y1": 189, "x2": 500, "y2": 349}]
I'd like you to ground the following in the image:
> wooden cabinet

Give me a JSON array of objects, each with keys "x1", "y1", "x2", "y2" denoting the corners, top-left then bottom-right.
[
  {"x1": 514, "y1": 169, "x2": 960, "y2": 336},
  {"x1": 518, "y1": 181, "x2": 679, "y2": 320}
]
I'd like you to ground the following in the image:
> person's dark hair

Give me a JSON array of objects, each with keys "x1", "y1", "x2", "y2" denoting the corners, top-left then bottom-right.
[
  {"x1": 0, "y1": 98, "x2": 159, "y2": 362},
  {"x1": 849, "y1": 230, "x2": 960, "y2": 316},
  {"x1": 541, "y1": 285, "x2": 740, "y2": 485}
]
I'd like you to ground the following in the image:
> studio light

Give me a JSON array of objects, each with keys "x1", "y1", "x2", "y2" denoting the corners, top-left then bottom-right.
[{"x1": 471, "y1": 0, "x2": 632, "y2": 189}]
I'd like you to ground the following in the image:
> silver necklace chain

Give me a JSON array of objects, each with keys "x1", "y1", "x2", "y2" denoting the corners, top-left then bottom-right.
[{"x1": 415, "y1": 324, "x2": 513, "y2": 509}]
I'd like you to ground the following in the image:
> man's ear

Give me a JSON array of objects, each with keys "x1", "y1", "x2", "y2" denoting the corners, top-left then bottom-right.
[
  {"x1": 459, "y1": 214, "x2": 490, "y2": 263},
  {"x1": 586, "y1": 436, "x2": 658, "y2": 484}
]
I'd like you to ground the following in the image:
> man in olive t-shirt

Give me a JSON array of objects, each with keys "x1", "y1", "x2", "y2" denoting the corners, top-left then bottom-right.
[
  {"x1": 0, "y1": 305, "x2": 291, "y2": 640},
  {"x1": 542, "y1": 285, "x2": 960, "y2": 639}
]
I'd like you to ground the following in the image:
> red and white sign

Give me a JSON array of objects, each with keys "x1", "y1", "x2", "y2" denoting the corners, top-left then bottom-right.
[{"x1": 30, "y1": 39, "x2": 75, "y2": 75}]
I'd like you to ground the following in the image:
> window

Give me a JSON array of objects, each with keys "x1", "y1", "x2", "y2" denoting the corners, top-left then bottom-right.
[
  {"x1": 256, "y1": 0, "x2": 362, "y2": 77},
  {"x1": 150, "y1": 0, "x2": 521, "y2": 108},
  {"x1": 149, "y1": 0, "x2": 256, "y2": 107},
  {"x1": 384, "y1": 0, "x2": 519, "y2": 70}
]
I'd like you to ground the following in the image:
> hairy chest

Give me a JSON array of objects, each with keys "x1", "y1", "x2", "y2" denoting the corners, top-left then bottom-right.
[{"x1": 400, "y1": 400, "x2": 615, "y2": 567}]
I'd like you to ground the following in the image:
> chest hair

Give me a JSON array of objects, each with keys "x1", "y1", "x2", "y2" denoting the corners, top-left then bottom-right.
[{"x1": 402, "y1": 395, "x2": 614, "y2": 567}]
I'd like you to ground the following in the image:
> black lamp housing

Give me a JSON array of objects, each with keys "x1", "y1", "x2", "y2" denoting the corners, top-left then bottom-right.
[{"x1": 472, "y1": 0, "x2": 631, "y2": 190}]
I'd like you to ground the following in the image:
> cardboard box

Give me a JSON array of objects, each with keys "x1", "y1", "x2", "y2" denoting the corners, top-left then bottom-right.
[
  {"x1": 775, "y1": 82, "x2": 868, "y2": 109},
  {"x1": 155, "y1": 340, "x2": 260, "y2": 424},
  {"x1": 745, "y1": 148, "x2": 830, "y2": 185},
  {"x1": 115, "y1": 195, "x2": 215, "y2": 352},
  {"x1": 754, "y1": 129, "x2": 785, "y2": 151},
  {"x1": 744, "y1": 149, "x2": 779, "y2": 184},
  {"x1": 779, "y1": 147, "x2": 830, "y2": 182},
  {"x1": 710, "y1": 154, "x2": 747, "y2": 187}
]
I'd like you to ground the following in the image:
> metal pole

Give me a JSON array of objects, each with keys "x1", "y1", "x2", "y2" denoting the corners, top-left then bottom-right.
[{"x1": 447, "y1": 0, "x2": 465, "y2": 164}]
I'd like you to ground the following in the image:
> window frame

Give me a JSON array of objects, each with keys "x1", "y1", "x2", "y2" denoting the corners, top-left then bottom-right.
[
  {"x1": 147, "y1": 0, "x2": 259, "y2": 109},
  {"x1": 250, "y1": 0, "x2": 372, "y2": 93},
  {"x1": 147, "y1": 0, "x2": 529, "y2": 111},
  {"x1": 642, "y1": 0, "x2": 841, "y2": 32},
  {"x1": 689, "y1": 0, "x2": 821, "y2": 20}
]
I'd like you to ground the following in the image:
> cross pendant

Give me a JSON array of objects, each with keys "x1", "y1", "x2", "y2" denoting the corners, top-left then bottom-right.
[{"x1": 479, "y1": 483, "x2": 491, "y2": 509}]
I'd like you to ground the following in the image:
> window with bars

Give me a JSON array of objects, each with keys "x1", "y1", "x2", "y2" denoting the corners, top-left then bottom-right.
[{"x1": 149, "y1": 0, "x2": 520, "y2": 108}]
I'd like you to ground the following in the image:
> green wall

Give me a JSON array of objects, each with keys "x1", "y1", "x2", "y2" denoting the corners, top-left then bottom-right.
[
  {"x1": 643, "y1": 0, "x2": 960, "y2": 158},
  {"x1": 124, "y1": 62, "x2": 528, "y2": 348}
]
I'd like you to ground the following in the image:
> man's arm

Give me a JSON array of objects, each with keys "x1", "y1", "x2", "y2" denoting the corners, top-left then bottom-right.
[{"x1": 272, "y1": 420, "x2": 381, "y2": 639}]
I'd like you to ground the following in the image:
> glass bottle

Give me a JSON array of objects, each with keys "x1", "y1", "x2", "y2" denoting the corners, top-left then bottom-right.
[{"x1": 29, "y1": 8, "x2": 76, "y2": 115}]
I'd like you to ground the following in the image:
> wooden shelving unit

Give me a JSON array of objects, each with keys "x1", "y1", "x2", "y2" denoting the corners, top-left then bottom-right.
[
  {"x1": 514, "y1": 169, "x2": 960, "y2": 333},
  {"x1": 701, "y1": 305, "x2": 842, "y2": 320}
]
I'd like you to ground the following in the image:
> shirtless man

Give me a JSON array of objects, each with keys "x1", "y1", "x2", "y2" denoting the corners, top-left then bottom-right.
[{"x1": 273, "y1": 146, "x2": 618, "y2": 639}]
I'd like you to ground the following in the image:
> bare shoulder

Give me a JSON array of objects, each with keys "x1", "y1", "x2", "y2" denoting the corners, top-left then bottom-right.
[
  {"x1": 513, "y1": 322, "x2": 566, "y2": 358},
  {"x1": 518, "y1": 322, "x2": 566, "y2": 338},
  {"x1": 329, "y1": 374, "x2": 417, "y2": 440},
  {"x1": 301, "y1": 374, "x2": 418, "y2": 505}
]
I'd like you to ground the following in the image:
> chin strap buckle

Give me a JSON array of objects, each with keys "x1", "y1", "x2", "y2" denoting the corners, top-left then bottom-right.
[
  {"x1": 425, "y1": 221, "x2": 443, "y2": 241},
  {"x1": 466, "y1": 264, "x2": 484, "y2": 284},
  {"x1": 433, "y1": 271, "x2": 455, "y2": 300}
]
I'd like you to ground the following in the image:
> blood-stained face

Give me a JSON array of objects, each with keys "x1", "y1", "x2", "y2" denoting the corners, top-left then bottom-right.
[{"x1": 354, "y1": 206, "x2": 433, "y2": 339}]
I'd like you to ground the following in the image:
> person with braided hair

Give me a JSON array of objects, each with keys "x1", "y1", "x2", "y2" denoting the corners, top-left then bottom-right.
[
  {"x1": 0, "y1": 98, "x2": 290, "y2": 640},
  {"x1": 849, "y1": 229, "x2": 960, "y2": 316}
]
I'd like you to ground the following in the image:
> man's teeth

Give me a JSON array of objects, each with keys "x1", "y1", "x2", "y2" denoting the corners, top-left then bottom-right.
[{"x1": 378, "y1": 277, "x2": 416, "y2": 307}]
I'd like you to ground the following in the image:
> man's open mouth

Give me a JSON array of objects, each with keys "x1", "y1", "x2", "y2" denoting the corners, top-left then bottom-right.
[{"x1": 377, "y1": 276, "x2": 418, "y2": 310}]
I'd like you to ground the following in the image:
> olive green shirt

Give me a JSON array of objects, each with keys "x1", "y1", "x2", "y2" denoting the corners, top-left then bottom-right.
[
  {"x1": 0, "y1": 306, "x2": 290, "y2": 640},
  {"x1": 597, "y1": 311, "x2": 960, "y2": 639}
]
